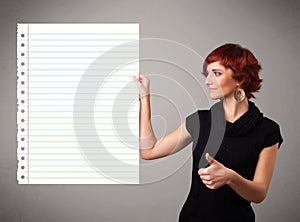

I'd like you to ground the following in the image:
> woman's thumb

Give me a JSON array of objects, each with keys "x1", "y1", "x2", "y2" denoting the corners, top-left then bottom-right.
[
  {"x1": 206, "y1": 153, "x2": 215, "y2": 165},
  {"x1": 132, "y1": 75, "x2": 141, "y2": 85}
]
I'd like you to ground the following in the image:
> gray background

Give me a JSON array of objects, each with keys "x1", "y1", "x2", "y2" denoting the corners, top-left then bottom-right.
[{"x1": 1, "y1": 0, "x2": 300, "y2": 221}]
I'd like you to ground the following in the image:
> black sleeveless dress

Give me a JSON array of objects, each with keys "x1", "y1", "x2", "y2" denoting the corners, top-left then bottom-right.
[{"x1": 178, "y1": 101, "x2": 283, "y2": 222}]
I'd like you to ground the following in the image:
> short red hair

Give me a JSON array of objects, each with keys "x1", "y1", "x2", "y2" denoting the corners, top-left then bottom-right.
[{"x1": 203, "y1": 43, "x2": 262, "y2": 99}]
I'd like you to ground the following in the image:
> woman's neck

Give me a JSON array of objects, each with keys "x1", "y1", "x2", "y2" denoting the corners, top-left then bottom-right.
[{"x1": 222, "y1": 97, "x2": 249, "y2": 123}]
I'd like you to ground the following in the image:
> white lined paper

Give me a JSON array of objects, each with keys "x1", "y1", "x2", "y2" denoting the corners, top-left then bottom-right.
[{"x1": 17, "y1": 23, "x2": 139, "y2": 184}]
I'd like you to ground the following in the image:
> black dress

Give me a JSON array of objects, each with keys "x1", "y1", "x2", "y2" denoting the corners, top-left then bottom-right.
[{"x1": 178, "y1": 101, "x2": 283, "y2": 222}]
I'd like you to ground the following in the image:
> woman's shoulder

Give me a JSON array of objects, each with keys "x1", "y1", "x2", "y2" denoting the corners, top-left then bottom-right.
[
  {"x1": 185, "y1": 108, "x2": 211, "y2": 135},
  {"x1": 251, "y1": 101, "x2": 281, "y2": 131},
  {"x1": 259, "y1": 115, "x2": 281, "y2": 131},
  {"x1": 257, "y1": 115, "x2": 284, "y2": 148},
  {"x1": 186, "y1": 108, "x2": 211, "y2": 118}
]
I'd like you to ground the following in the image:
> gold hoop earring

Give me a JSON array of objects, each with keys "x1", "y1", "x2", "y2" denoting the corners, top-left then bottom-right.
[{"x1": 234, "y1": 87, "x2": 246, "y2": 102}]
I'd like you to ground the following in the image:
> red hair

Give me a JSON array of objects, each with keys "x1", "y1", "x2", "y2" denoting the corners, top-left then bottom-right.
[{"x1": 203, "y1": 43, "x2": 262, "y2": 99}]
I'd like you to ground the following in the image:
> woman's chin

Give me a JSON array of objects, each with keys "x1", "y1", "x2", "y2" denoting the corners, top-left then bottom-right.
[{"x1": 209, "y1": 95, "x2": 222, "y2": 100}]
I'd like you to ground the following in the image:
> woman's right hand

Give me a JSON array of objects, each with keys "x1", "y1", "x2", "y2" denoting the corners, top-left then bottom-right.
[{"x1": 132, "y1": 73, "x2": 150, "y2": 98}]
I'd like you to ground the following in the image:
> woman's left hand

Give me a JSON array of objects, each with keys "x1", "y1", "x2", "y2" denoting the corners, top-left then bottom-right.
[{"x1": 198, "y1": 153, "x2": 232, "y2": 189}]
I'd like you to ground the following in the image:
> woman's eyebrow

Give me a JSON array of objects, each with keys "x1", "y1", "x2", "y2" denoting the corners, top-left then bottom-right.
[{"x1": 211, "y1": 69, "x2": 224, "y2": 72}]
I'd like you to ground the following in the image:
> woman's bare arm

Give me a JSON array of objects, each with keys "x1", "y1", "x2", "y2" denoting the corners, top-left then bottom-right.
[
  {"x1": 138, "y1": 93, "x2": 192, "y2": 160},
  {"x1": 133, "y1": 73, "x2": 192, "y2": 160},
  {"x1": 227, "y1": 143, "x2": 278, "y2": 203}
]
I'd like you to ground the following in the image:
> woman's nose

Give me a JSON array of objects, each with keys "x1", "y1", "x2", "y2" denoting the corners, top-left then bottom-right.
[{"x1": 205, "y1": 73, "x2": 212, "y2": 86}]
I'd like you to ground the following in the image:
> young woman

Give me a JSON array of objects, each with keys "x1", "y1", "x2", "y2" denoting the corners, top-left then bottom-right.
[{"x1": 132, "y1": 43, "x2": 283, "y2": 222}]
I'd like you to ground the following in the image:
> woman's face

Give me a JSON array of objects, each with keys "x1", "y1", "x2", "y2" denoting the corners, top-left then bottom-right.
[{"x1": 205, "y1": 61, "x2": 239, "y2": 100}]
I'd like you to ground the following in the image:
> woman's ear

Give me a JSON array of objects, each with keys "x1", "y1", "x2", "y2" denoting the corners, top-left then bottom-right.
[
  {"x1": 236, "y1": 79, "x2": 245, "y2": 87},
  {"x1": 235, "y1": 81, "x2": 242, "y2": 88}
]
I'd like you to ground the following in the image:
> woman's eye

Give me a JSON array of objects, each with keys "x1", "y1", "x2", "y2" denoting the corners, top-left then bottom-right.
[{"x1": 214, "y1": 71, "x2": 222, "y2": 76}]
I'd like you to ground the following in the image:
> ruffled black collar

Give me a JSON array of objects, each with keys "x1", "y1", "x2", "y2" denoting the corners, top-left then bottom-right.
[{"x1": 211, "y1": 100, "x2": 263, "y2": 137}]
